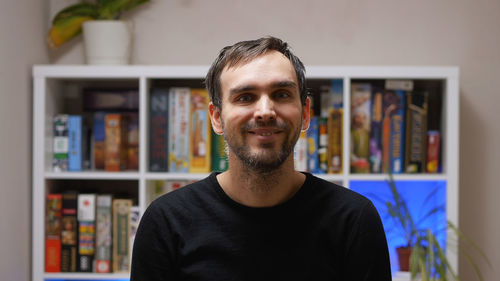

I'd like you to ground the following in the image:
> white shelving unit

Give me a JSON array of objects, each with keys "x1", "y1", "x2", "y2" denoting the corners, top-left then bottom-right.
[{"x1": 32, "y1": 65, "x2": 459, "y2": 281}]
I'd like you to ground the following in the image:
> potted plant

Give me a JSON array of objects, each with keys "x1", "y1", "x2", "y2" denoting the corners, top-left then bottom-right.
[
  {"x1": 47, "y1": 0, "x2": 150, "y2": 64},
  {"x1": 373, "y1": 173, "x2": 490, "y2": 280}
]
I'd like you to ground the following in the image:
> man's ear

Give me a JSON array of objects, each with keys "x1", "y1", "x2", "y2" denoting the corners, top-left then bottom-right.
[
  {"x1": 209, "y1": 102, "x2": 223, "y2": 135},
  {"x1": 301, "y1": 97, "x2": 311, "y2": 131}
]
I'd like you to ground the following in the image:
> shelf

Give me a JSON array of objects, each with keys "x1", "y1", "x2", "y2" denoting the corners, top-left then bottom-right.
[
  {"x1": 44, "y1": 272, "x2": 129, "y2": 280},
  {"x1": 145, "y1": 172, "x2": 210, "y2": 181},
  {"x1": 43, "y1": 171, "x2": 445, "y2": 181},
  {"x1": 33, "y1": 65, "x2": 459, "y2": 281},
  {"x1": 392, "y1": 271, "x2": 412, "y2": 281},
  {"x1": 345, "y1": 173, "x2": 447, "y2": 181},
  {"x1": 45, "y1": 171, "x2": 140, "y2": 180}
]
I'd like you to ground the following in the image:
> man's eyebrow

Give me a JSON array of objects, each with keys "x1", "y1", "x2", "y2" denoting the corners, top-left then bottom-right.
[
  {"x1": 229, "y1": 85, "x2": 258, "y2": 95},
  {"x1": 229, "y1": 80, "x2": 297, "y2": 96},
  {"x1": 271, "y1": 80, "x2": 297, "y2": 89}
]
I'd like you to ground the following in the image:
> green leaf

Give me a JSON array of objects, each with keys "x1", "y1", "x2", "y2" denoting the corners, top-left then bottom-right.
[
  {"x1": 52, "y1": 3, "x2": 98, "y2": 24},
  {"x1": 416, "y1": 204, "x2": 445, "y2": 226},
  {"x1": 97, "y1": 0, "x2": 150, "y2": 19}
]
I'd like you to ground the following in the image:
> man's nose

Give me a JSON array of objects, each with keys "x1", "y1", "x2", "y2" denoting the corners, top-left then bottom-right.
[{"x1": 254, "y1": 95, "x2": 276, "y2": 121}]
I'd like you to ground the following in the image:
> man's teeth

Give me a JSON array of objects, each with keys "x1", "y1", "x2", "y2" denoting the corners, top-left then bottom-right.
[{"x1": 260, "y1": 132, "x2": 272, "y2": 136}]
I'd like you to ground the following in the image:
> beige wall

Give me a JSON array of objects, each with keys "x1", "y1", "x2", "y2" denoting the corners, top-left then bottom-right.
[
  {"x1": 2, "y1": 0, "x2": 499, "y2": 280},
  {"x1": 0, "y1": 0, "x2": 49, "y2": 280}
]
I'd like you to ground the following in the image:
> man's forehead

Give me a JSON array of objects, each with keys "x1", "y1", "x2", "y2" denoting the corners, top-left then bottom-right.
[
  {"x1": 221, "y1": 50, "x2": 291, "y2": 74},
  {"x1": 221, "y1": 52, "x2": 296, "y2": 85}
]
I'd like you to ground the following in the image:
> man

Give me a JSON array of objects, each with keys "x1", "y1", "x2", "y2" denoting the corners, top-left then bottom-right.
[{"x1": 131, "y1": 37, "x2": 392, "y2": 280}]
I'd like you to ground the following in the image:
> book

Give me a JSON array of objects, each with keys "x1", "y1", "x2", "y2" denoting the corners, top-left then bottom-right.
[
  {"x1": 147, "y1": 180, "x2": 188, "y2": 205},
  {"x1": 350, "y1": 83, "x2": 371, "y2": 173},
  {"x1": 211, "y1": 131, "x2": 228, "y2": 172},
  {"x1": 294, "y1": 131, "x2": 308, "y2": 171},
  {"x1": 405, "y1": 91, "x2": 429, "y2": 173},
  {"x1": 382, "y1": 90, "x2": 403, "y2": 173},
  {"x1": 53, "y1": 114, "x2": 69, "y2": 172},
  {"x1": 328, "y1": 109, "x2": 343, "y2": 173},
  {"x1": 127, "y1": 112, "x2": 139, "y2": 171},
  {"x1": 147, "y1": 181, "x2": 165, "y2": 205},
  {"x1": 130, "y1": 206, "x2": 141, "y2": 242},
  {"x1": 426, "y1": 130, "x2": 441, "y2": 173},
  {"x1": 426, "y1": 88, "x2": 442, "y2": 173},
  {"x1": 61, "y1": 192, "x2": 78, "y2": 272},
  {"x1": 68, "y1": 115, "x2": 82, "y2": 171},
  {"x1": 318, "y1": 117, "x2": 329, "y2": 173},
  {"x1": 389, "y1": 90, "x2": 406, "y2": 174},
  {"x1": 95, "y1": 194, "x2": 112, "y2": 273},
  {"x1": 319, "y1": 80, "x2": 343, "y2": 118},
  {"x1": 169, "y1": 88, "x2": 190, "y2": 172},
  {"x1": 112, "y1": 199, "x2": 132, "y2": 273},
  {"x1": 164, "y1": 180, "x2": 188, "y2": 192},
  {"x1": 83, "y1": 88, "x2": 139, "y2": 112},
  {"x1": 93, "y1": 112, "x2": 106, "y2": 170},
  {"x1": 105, "y1": 114, "x2": 128, "y2": 171},
  {"x1": 327, "y1": 109, "x2": 343, "y2": 173},
  {"x1": 129, "y1": 206, "x2": 141, "y2": 266},
  {"x1": 427, "y1": 89, "x2": 443, "y2": 134},
  {"x1": 82, "y1": 120, "x2": 91, "y2": 171},
  {"x1": 149, "y1": 88, "x2": 169, "y2": 172},
  {"x1": 77, "y1": 194, "x2": 96, "y2": 272},
  {"x1": 189, "y1": 89, "x2": 211, "y2": 173},
  {"x1": 369, "y1": 89, "x2": 384, "y2": 173},
  {"x1": 306, "y1": 116, "x2": 320, "y2": 173},
  {"x1": 45, "y1": 194, "x2": 62, "y2": 273},
  {"x1": 319, "y1": 85, "x2": 332, "y2": 118},
  {"x1": 331, "y1": 79, "x2": 344, "y2": 108}
]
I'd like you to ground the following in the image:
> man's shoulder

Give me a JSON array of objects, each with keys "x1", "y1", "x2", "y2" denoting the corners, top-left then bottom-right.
[
  {"x1": 305, "y1": 173, "x2": 373, "y2": 209},
  {"x1": 148, "y1": 173, "x2": 217, "y2": 212}
]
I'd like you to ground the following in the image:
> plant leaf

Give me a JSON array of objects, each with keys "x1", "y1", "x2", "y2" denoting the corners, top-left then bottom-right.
[
  {"x1": 416, "y1": 204, "x2": 445, "y2": 226},
  {"x1": 47, "y1": 15, "x2": 94, "y2": 48},
  {"x1": 52, "y1": 3, "x2": 98, "y2": 24},
  {"x1": 98, "y1": 0, "x2": 150, "y2": 19}
]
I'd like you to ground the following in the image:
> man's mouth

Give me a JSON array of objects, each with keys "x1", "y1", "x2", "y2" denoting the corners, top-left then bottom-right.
[{"x1": 248, "y1": 128, "x2": 281, "y2": 136}]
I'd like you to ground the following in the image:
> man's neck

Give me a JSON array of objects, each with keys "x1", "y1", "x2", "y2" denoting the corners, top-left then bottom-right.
[{"x1": 216, "y1": 155, "x2": 306, "y2": 208}]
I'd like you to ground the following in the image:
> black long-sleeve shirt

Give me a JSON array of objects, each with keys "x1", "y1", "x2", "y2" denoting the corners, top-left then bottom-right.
[{"x1": 131, "y1": 172, "x2": 392, "y2": 281}]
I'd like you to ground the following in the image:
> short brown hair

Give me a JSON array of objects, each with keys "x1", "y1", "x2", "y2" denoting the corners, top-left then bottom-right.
[{"x1": 205, "y1": 36, "x2": 307, "y2": 109}]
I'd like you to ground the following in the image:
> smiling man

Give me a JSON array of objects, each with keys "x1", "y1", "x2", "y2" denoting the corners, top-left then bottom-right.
[{"x1": 131, "y1": 37, "x2": 392, "y2": 281}]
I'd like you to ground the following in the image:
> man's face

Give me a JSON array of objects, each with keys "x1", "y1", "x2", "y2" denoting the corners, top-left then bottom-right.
[{"x1": 209, "y1": 51, "x2": 310, "y2": 172}]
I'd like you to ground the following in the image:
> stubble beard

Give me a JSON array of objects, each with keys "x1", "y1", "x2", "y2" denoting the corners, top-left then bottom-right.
[{"x1": 222, "y1": 118, "x2": 302, "y2": 174}]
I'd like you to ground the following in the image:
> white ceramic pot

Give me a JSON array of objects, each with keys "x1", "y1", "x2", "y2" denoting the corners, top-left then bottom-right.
[{"x1": 82, "y1": 20, "x2": 133, "y2": 65}]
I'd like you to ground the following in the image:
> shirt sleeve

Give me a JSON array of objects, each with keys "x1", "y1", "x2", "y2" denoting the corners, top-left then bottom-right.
[
  {"x1": 343, "y1": 200, "x2": 392, "y2": 281},
  {"x1": 130, "y1": 202, "x2": 176, "y2": 281}
]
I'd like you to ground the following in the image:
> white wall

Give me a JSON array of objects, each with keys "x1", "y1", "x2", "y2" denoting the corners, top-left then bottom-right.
[
  {"x1": 0, "y1": 0, "x2": 49, "y2": 280},
  {"x1": 2, "y1": 0, "x2": 498, "y2": 280}
]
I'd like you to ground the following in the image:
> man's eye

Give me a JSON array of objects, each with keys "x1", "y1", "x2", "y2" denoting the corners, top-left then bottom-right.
[
  {"x1": 276, "y1": 91, "x2": 291, "y2": 99},
  {"x1": 236, "y1": 95, "x2": 252, "y2": 102}
]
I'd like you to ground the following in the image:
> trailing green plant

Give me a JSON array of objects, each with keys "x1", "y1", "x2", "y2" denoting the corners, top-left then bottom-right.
[
  {"x1": 371, "y1": 172, "x2": 491, "y2": 280},
  {"x1": 47, "y1": 0, "x2": 150, "y2": 48}
]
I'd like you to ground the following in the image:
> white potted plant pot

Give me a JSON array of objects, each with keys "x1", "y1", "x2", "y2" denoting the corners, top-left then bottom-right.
[{"x1": 82, "y1": 20, "x2": 133, "y2": 65}]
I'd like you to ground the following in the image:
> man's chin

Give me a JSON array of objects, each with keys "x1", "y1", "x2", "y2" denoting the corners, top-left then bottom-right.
[{"x1": 240, "y1": 151, "x2": 288, "y2": 172}]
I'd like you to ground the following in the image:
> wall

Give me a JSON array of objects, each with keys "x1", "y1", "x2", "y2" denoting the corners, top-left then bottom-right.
[
  {"x1": 51, "y1": 1, "x2": 500, "y2": 279},
  {"x1": 0, "y1": 0, "x2": 49, "y2": 280},
  {"x1": 4, "y1": 0, "x2": 498, "y2": 280}
]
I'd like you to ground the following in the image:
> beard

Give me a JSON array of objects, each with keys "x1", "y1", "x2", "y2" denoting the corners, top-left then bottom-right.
[{"x1": 222, "y1": 118, "x2": 301, "y2": 173}]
